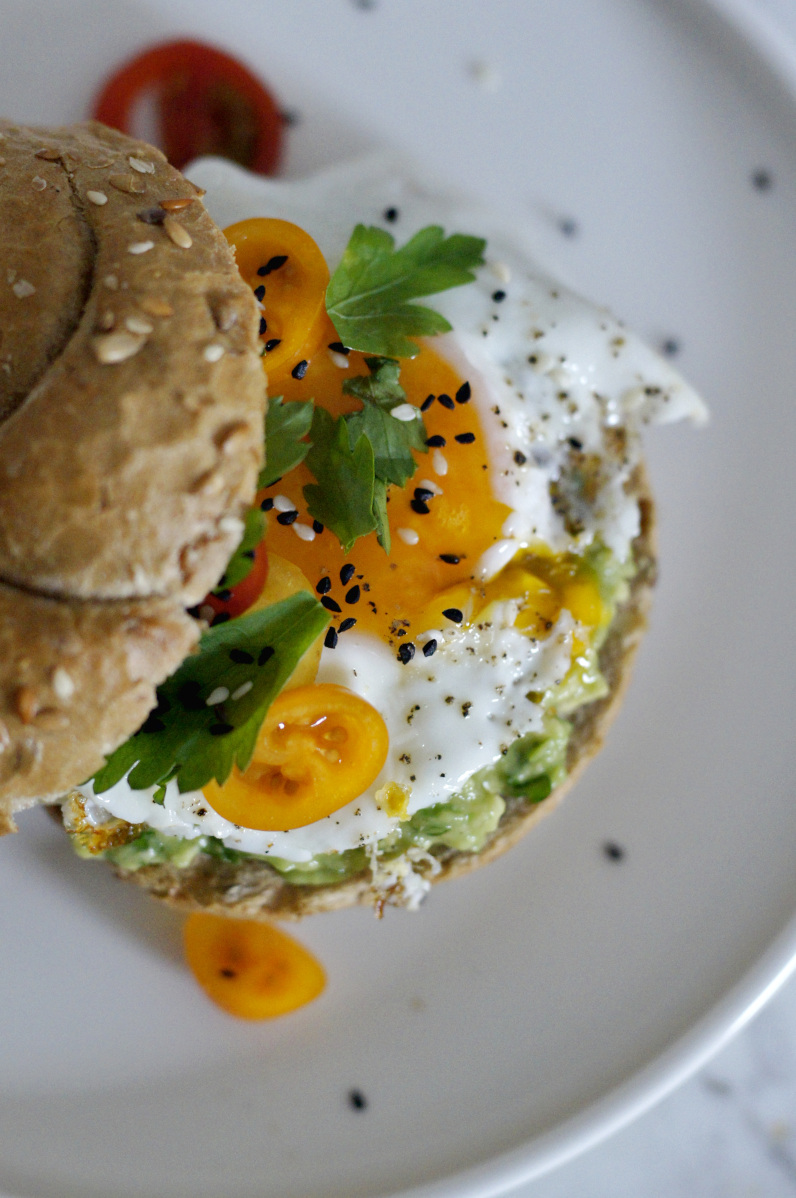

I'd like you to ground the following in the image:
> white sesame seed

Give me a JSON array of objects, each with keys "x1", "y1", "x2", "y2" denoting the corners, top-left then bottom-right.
[
  {"x1": 31, "y1": 175, "x2": 47, "y2": 191},
  {"x1": 328, "y1": 350, "x2": 349, "y2": 369},
  {"x1": 91, "y1": 331, "x2": 145, "y2": 364},
  {"x1": 163, "y1": 215, "x2": 192, "y2": 248},
  {"x1": 491, "y1": 260, "x2": 511, "y2": 284},
  {"x1": 231, "y1": 681, "x2": 254, "y2": 701},
  {"x1": 432, "y1": 450, "x2": 448, "y2": 476},
  {"x1": 206, "y1": 686, "x2": 230, "y2": 706},
  {"x1": 292, "y1": 523, "x2": 316, "y2": 542},
  {"x1": 397, "y1": 527, "x2": 420, "y2": 545},
  {"x1": 128, "y1": 240, "x2": 154, "y2": 255},
  {"x1": 125, "y1": 314, "x2": 154, "y2": 335},
  {"x1": 391, "y1": 403, "x2": 418, "y2": 422},
  {"x1": 203, "y1": 343, "x2": 225, "y2": 362},
  {"x1": 86, "y1": 190, "x2": 108, "y2": 206},
  {"x1": 52, "y1": 667, "x2": 75, "y2": 701},
  {"x1": 12, "y1": 279, "x2": 35, "y2": 299},
  {"x1": 418, "y1": 478, "x2": 443, "y2": 495},
  {"x1": 129, "y1": 155, "x2": 155, "y2": 174},
  {"x1": 273, "y1": 494, "x2": 296, "y2": 512}
]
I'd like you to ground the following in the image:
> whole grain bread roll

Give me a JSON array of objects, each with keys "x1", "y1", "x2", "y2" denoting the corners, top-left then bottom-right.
[{"x1": 0, "y1": 119, "x2": 267, "y2": 828}]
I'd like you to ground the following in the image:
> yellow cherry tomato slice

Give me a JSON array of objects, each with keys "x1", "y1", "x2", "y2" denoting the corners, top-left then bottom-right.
[
  {"x1": 224, "y1": 217, "x2": 330, "y2": 382},
  {"x1": 203, "y1": 683, "x2": 389, "y2": 830},
  {"x1": 184, "y1": 912, "x2": 325, "y2": 1020}
]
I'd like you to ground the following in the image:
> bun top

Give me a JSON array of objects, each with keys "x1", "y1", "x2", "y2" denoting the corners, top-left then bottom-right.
[
  {"x1": 0, "y1": 119, "x2": 265, "y2": 605},
  {"x1": 0, "y1": 120, "x2": 267, "y2": 827}
]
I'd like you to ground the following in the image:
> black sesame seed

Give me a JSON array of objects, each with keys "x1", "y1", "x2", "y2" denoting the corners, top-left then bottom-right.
[
  {"x1": 437, "y1": 392, "x2": 455, "y2": 410},
  {"x1": 264, "y1": 338, "x2": 281, "y2": 352},
  {"x1": 339, "y1": 617, "x2": 357, "y2": 632},
  {"x1": 209, "y1": 722, "x2": 234, "y2": 736},
  {"x1": 439, "y1": 554, "x2": 460, "y2": 564},
  {"x1": 211, "y1": 612, "x2": 231, "y2": 625},
  {"x1": 242, "y1": 549, "x2": 255, "y2": 561},
  {"x1": 312, "y1": 519, "x2": 324, "y2": 534},
  {"x1": 258, "y1": 317, "x2": 268, "y2": 336},
  {"x1": 410, "y1": 498, "x2": 430, "y2": 515},
  {"x1": 276, "y1": 509, "x2": 298, "y2": 525},
  {"x1": 258, "y1": 645, "x2": 275, "y2": 666},
  {"x1": 260, "y1": 497, "x2": 274, "y2": 511},
  {"x1": 348, "y1": 1089, "x2": 368, "y2": 1111},
  {"x1": 454, "y1": 432, "x2": 475, "y2": 444},
  {"x1": 292, "y1": 359, "x2": 309, "y2": 380},
  {"x1": 422, "y1": 639, "x2": 437, "y2": 657},
  {"x1": 661, "y1": 338, "x2": 681, "y2": 357},
  {"x1": 420, "y1": 393, "x2": 435, "y2": 412},
  {"x1": 254, "y1": 284, "x2": 265, "y2": 302},
  {"x1": 603, "y1": 841, "x2": 625, "y2": 862},
  {"x1": 455, "y1": 382, "x2": 471, "y2": 404},
  {"x1": 383, "y1": 207, "x2": 399, "y2": 222},
  {"x1": 414, "y1": 487, "x2": 435, "y2": 503},
  {"x1": 328, "y1": 341, "x2": 350, "y2": 355},
  {"x1": 178, "y1": 681, "x2": 205, "y2": 711},
  {"x1": 229, "y1": 649, "x2": 254, "y2": 664},
  {"x1": 340, "y1": 563, "x2": 356, "y2": 585},
  {"x1": 345, "y1": 585, "x2": 361, "y2": 604},
  {"x1": 558, "y1": 217, "x2": 578, "y2": 237},
  {"x1": 153, "y1": 696, "x2": 171, "y2": 716},
  {"x1": 398, "y1": 643, "x2": 416, "y2": 664},
  {"x1": 141, "y1": 714, "x2": 165, "y2": 733},
  {"x1": 321, "y1": 596, "x2": 342, "y2": 613},
  {"x1": 257, "y1": 254, "x2": 288, "y2": 276},
  {"x1": 492, "y1": 289, "x2": 506, "y2": 302},
  {"x1": 425, "y1": 434, "x2": 446, "y2": 448},
  {"x1": 568, "y1": 436, "x2": 583, "y2": 450},
  {"x1": 324, "y1": 626, "x2": 339, "y2": 649},
  {"x1": 137, "y1": 206, "x2": 166, "y2": 225},
  {"x1": 214, "y1": 588, "x2": 232, "y2": 601},
  {"x1": 442, "y1": 607, "x2": 463, "y2": 623},
  {"x1": 514, "y1": 450, "x2": 527, "y2": 465},
  {"x1": 316, "y1": 576, "x2": 332, "y2": 594}
]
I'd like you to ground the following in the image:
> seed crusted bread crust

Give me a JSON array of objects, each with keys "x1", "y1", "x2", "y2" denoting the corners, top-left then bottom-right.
[
  {"x1": 110, "y1": 469, "x2": 655, "y2": 919},
  {"x1": 0, "y1": 120, "x2": 266, "y2": 827}
]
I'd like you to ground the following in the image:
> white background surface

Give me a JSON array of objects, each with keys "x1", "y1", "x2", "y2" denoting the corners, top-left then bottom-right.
[{"x1": 1, "y1": 2, "x2": 796, "y2": 1196}]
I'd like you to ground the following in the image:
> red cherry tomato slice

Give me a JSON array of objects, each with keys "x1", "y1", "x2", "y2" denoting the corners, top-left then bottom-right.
[
  {"x1": 203, "y1": 537, "x2": 270, "y2": 621},
  {"x1": 92, "y1": 40, "x2": 284, "y2": 174}
]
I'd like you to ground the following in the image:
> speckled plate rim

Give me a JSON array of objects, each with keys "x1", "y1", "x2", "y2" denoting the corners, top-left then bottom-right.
[{"x1": 376, "y1": 1, "x2": 796, "y2": 1193}]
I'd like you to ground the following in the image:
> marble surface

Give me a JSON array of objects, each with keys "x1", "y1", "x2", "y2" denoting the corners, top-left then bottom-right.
[{"x1": 510, "y1": 1, "x2": 796, "y2": 1192}]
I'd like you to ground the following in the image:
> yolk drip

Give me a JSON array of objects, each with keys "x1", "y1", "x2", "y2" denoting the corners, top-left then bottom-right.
[{"x1": 262, "y1": 321, "x2": 511, "y2": 644}]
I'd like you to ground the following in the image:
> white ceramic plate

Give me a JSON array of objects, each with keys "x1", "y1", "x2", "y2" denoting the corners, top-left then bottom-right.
[{"x1": 2, "y1": 2, "x2": 796, "y2": 1195}]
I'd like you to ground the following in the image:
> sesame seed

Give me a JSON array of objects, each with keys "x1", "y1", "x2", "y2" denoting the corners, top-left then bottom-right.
[
  {"x1": 568, "y1": 436, "x2": 583, "y2": 450},
  {"x1": 86, "y1": 190, "x2": 108, "y2": 205},
  {"x1": 436, "y1": 393, "x2": 455, "y2": 410},
  {"x1": 328, "y1": 350, "x2": 349, "y2": 368},
  {"x1": 316, "y1": 576, "x2": 332, "y2": 594},
  {"x1": 490, "y1": 260, "x2": 511, "y2": 284},
  {"x1": 420, "y1": 394, "x2": 435, "y2": 411},
  {"x1": 276, "y1": 510, "x2": 298, "y2": 525},
  {"x1": 257, "y1": 255, "x2": 288, "y2": 276},
  {"x1": 260, "y1": 497, "x2": 274, "y2": 511},
  {"x1": 442, "y1": 607, "x2": 463, "y2": 623},
  {"x1": 328, "y1": 341, "x2": 349, "y2": 355},
  {"x1": 128, "y1": 240, "x2": 154, "y2": 255},
  {"x1": 417, "y1": 478, "x2": 442, "y2": 495},
  {"x1": 32, "y1": 175, "x2": 47, "y2": 191},
  {"x1": 52, "y1": 667, "x2": 75, "y2": 700},
  {"x1": 410, "y1": 498, "x2": 430, "y2": 515},
  {"x1": 397, "y1": 528, "x2": 419, "y2": 545},
  {"x1": 454, "y1": 432, "x2": 476, "y2": 444},
  {"x1": 109, "y1": 173, "x2": 146, "y2": 195},
  {"x1": 398, "y1": 643, "x2": 415, "y2": 664},
  {"x1": 209, "y1": 722, "x2": 234, "y2": 736},
  {"x1": 273, "y1": 494, "x2": 295, "y2": 512},
  {"x1": 129, "y1": 155, "x2": 155, "y2": 174},
  {"x1": 514, "y1": 450, "x2": 527, "y2": 465},
  {"x1": 324, "y1": 626, "x2": 339, "y2": 649},
  {"x1": 345, "y1": 585, "x2": 361, "y2": 604},
  {"x1": 212, "y1": 613, "x2": 231, "y2": 625},
  {"x1": 492, "y1": 289, "x2": 506, "y2": 302},
  {"x1": 432, "y1": 450, "x2": 448, "y2": 476},
  {"x1": 91, "y1": 331, "x2": 145, "y2": 364},
  {"x1": 264, "y1": 338, "x2": 281, "y2": 352},
  {"x1": 422, "y1": 639, "x2": 437, "y2": 657},
  {"x1": 390, "y1": 403, "x2": 417, "y2": 422},
  {"x1": 426, "y1": 435, "x2": 446, "y2": 447},
  {"x1": 163, "y1": 216, "x2": 192, "y2": 248},
  {"x1": 456, "y1": 382, "x2": 471, "y2": 404},
  {"x1": 340, "y1": 564, "x2": 356, "y2": 584},
  {"x1": 292, "y1": 359, "x2": 309, "y2": 380},
  {"x1": 383, "y1": 207, "x2": 399, "y2": 222},
  {"x1": 439, "y1": 554, "x2": 460, "y2": 564},
  {"x1": 160, "y1": 196, "x2": 194, "y2": 211},
  {"x1": 206, "y1": 686, "x2": 230, "y2": 706},
  {"x1": 231, "y1": 681, "x2": 254, "y2": 701},
  {"x1": 293, "y1": 523, "x2": 316, "y2": 541},
  {"x1": 603, "y1": 841, "x2": 625, "y2": 861},
  {"x1": 414, "y1": 487, "x2": 435, "y2": 503},
  {"x1": 229, "y1": 649, "x2": 254, "y2": 664},
  {"x1": 11, "y1": 279, "x2": 35, "y2": 299},
  {"x1": 259, "y1": 317, "x2": 268, "y2": 336},
  {"x1": 339, "y1": 617, "x2": 357, "y2": 632},
  {"x1": 321, "y1": 596, "x2": 342, "y2": 613},
  {"x1": 258, "y1": 645, "x2": 275, "y2": 666},
  {"x1": 254, "y1": 285, "x2": 265, "y2": 301},
  {"x1": 312, "y1": 520, "x2": 324, "y2": 534},
  {"x1": 125, "y1": 314, "x2": 154, "y2": 335}
]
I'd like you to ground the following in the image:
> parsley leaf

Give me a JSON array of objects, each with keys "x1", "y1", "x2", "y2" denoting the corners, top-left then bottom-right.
[
  {"x1": 326, "y1": 224, "x2": 486, "y2": 358},
  {"x1": 258, "y1": 396, "x2": 313, "y2": 489},
  {"x1": 303, "y1": 407, "x2": 377, "y2": 553},
  {"x1": 92, "y1": 593, "x2": 329, "y2": 796},
  {"x1": 212, "y1": 507, "x2": 265, "y2": 594},
  {"x1": 344, "y1": 356, "x2": 427, "y2": 487}
]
